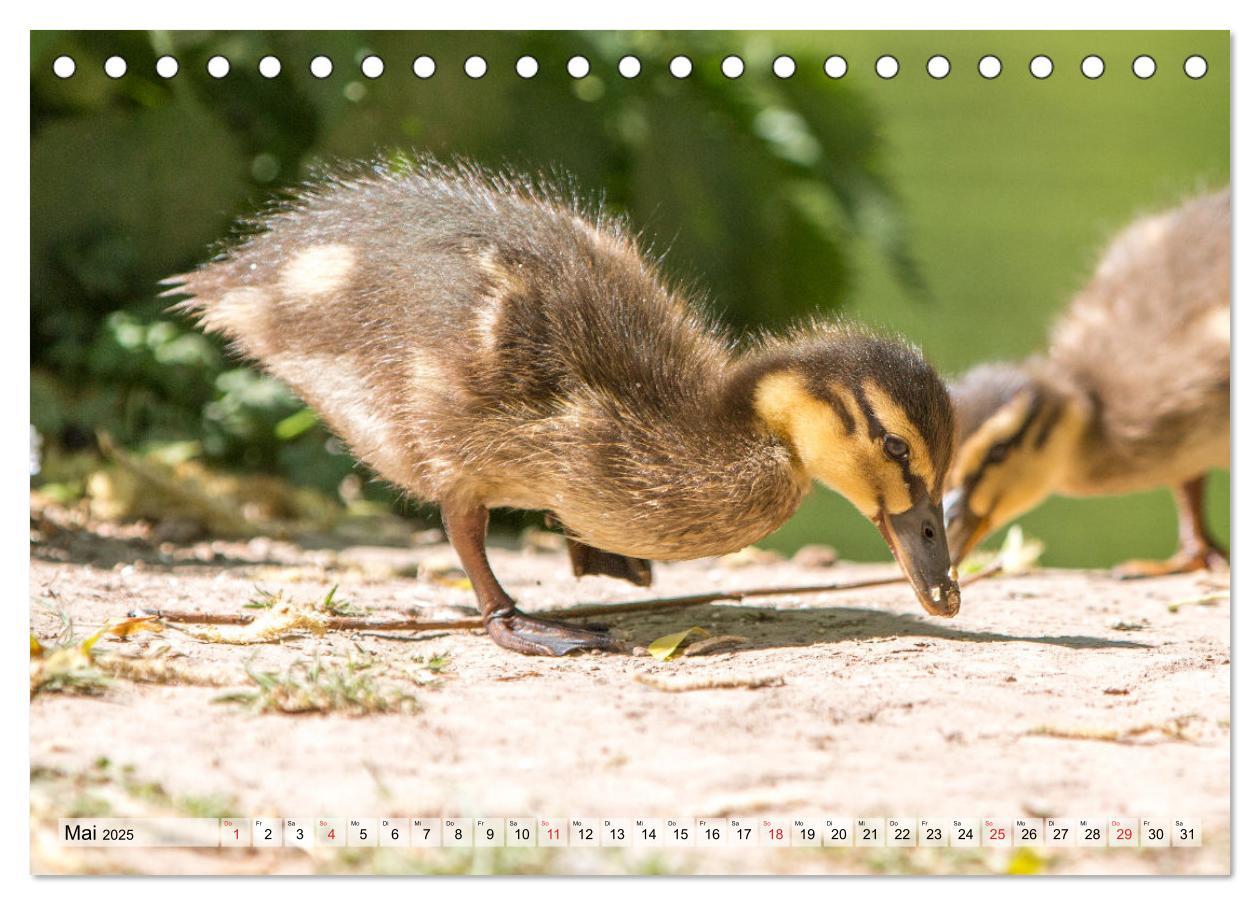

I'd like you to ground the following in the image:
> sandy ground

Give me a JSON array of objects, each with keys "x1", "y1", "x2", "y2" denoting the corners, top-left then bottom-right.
[{"x1": 29, "y1": 514, "x2": 1230, "y2": 875}]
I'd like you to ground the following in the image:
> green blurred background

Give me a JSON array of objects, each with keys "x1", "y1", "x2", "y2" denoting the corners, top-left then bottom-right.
[{"x1": 30, "y1": 30, "x2": 1229, "y2": 567}]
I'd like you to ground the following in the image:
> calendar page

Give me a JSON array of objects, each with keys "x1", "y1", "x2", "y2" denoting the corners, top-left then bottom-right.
[{"x1": 29, "y1": 27, "x2": 1230, "y2": 878}]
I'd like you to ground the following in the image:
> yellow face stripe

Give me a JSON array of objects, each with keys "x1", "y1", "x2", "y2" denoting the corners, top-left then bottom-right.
[
  {"x1": 754, "y1": 372, "x2": 881, "y2": 518},
  {"x1": 861, "y1": 379, "x2": 938, "y2": 491},
  {"x1": 754, "y1": 371, "x2": 952, "y2": 519},
  {"x1": 951, "y1": 393, "x2": 1088, "y2": 539},
  {"x1": 952, "y1": 390, "x2": 1034, "y2": 485}
]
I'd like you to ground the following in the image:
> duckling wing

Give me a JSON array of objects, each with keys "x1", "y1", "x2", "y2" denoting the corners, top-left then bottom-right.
[{"x1": 1050, "y1": 189, "x2": 1230, "y2": 488}]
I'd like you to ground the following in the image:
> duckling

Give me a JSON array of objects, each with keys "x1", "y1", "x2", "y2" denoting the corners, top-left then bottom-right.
[
  {"x1": 945, "y1": 189, "x2": 1229, "y2": 577},
  {"x1": 165, "y1": 160, "x2": 960, "y2": 655}
]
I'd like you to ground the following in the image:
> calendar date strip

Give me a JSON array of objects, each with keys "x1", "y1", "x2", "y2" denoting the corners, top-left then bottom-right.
[{"x1": 58, "y1": 815, "x2": 1202, "y2": 849}]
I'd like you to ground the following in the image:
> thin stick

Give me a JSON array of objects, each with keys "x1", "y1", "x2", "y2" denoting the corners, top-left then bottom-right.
[
  {"x1": 135, "y1": 565, "x2": 1005, "y2": 634},
  {"x1": 132, "y1": 609, "x2": 485, "y2": 632}
]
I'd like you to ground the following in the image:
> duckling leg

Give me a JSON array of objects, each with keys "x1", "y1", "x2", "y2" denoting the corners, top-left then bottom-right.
[
  {"x1": 565, "y1": 538, "x2": 654, "y2": 587},
  {"x1": 442, "y1": 504, "x2": 623, "y2": 656},
  {"x1": 1113, "y1": 476, "x2": 1230, "y2": 579}
]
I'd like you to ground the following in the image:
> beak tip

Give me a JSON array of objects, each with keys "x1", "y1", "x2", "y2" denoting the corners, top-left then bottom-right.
[{"x1": 922, "y1": 582, "x2": 961, "y2": 618}]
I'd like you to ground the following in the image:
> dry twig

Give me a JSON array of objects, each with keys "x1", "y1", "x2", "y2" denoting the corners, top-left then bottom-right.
[{"x1": 135, "y1": 562, "x2": 1007, "y2": 636}]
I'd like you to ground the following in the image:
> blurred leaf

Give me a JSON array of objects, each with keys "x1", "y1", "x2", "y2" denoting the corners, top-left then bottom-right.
[
  {"x1": 998, "y1": 525, "x2": 1045, "y2": 575},
  {"x1": 103, "y1": 616, "x2": 165, "y2": 639},
  {"x1": 1006, "y1": 847, "x2": 1047, "y2": 875},
  {"x1": 275, "y1": 408, "x2": 319, "y2": 440}
]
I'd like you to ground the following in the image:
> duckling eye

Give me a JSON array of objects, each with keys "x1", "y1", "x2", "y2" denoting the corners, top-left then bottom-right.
[
  {"x1": 987, "y1": 442, "x2": 1012, "y2": 464},
  {"x1": 882, "y1": 434, "x2": 910, "y2": 461}
]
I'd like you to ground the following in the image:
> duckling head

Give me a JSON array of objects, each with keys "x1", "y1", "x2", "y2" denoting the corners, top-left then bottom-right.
[
  {"x1": 749, "y1": 329, "x2": 960, "y2": 617},
  {"x1": 944, "y1": 362, "x2": 1088, "y2": 564}
]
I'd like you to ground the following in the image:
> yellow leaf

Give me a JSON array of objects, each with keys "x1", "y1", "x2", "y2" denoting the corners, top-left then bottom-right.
[
  {"x1": 30, "y1": 635, "x2": 44, "y2": 657},
  {"x1": 433, "y1": 576, "x2": 473, "y2": 591},
  {"x1": 104, "y1": 616, "x2": 165, "y2": 638},
  {"x1": 78, "y1": 629, "x2": 107, "y2": 656},
  {"x1": 424, "y1": 563, "x2": 473, "y2": 590},
  {"x1": 1006, "y1": 847, "x2": 1046, "y2": 875},
  {"x1": 648, "y1": 626, "x2": 710, "y2": 661}
]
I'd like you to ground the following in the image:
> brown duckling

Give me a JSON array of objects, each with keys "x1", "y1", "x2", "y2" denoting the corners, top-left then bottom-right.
[
  {"x1": 945, "y1": 189, "x2": 1229, "y2": 576},
  {"x1": 165, "y1": 160, "x2": 960, "y2": 655}
]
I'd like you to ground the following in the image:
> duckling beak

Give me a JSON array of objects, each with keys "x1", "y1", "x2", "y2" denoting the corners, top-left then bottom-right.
[
  {"x1": 877, "y1": 495, "x2": 960, "y2": 618},
  {"x1": 943, "y1": 488, "x2": 990, "y2": 567}
]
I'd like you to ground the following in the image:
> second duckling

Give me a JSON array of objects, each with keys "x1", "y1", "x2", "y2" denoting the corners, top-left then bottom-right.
[
  {"x1": 945, "y1": 189, "x2": 1229, "y2": 576},
  {"x1": 167, "y1": 160, "x2": 960, "y2": 655}
]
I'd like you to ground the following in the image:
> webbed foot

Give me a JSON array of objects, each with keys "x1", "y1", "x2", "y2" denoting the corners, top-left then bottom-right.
[
  {"x1": 1115, "y1": 477, "x2": 1232, "y2": 579},
  {"x1": 1112, "y1": 546, "x2": 1229, "y2": 579},
  {"x1": 484, "y1": 611, "x2": 623, "y2": 656}
]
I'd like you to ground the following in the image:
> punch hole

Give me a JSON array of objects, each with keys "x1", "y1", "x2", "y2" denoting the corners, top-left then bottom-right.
[
  {"x1": 618, "y1": 55, "x2": 641, "y2": 79},
  {"x1": 515, "y1": 56, "x2": 539, "y2": 79},
  {"x1": 207, "y1": 55, "x2": 230, "y2": 79},
  {"x1": 257, "y1": 56, "x2": 281, "y2": 79},
  {"x1": 875, "y1": 55, "x2": 899, "y2": 79},
  {"x1": 310, "y1": 56, "x2": 333, "y2": 79},
  {"x1": 1081, "y1": 55, "x2": 1105, "y2": 79},
  {"x1": 978, "y1": 55, "x2": 1002, "y2": 79},
  {"x1": 1184, "y1": 55, "x2": 1208, "y2": 79},
  {"x1": 104, "y1": 56, "x2": 127, "y2": 79},
  {"x1": 772, "y1": 55, "x2": 796, "y2": 78},
  {"x1": 823, "y1": 55, "x2": 847, "y2": 79},
  {"x1": 360, "y1": 55, "x2": 384, "y2": 79},
  {"x1": 413, "y1": 56, "x2": 436, "y2": 79},
  {"x1": 926, "y1": 55, "x2": 950, "y2": 79},
  {"x1": 464, "y1": 56, "x2": 487, "y2": 79},
  {"x1": 1030, "y1": 55, "x2": 1053, "y2": 79},
  {"x1": 721, "y1": 55, "x2": 744, "y2": 79},
  {"x1": 155, "y1": 55, "x2": 179, "y2": 79},
  {"x1": 670, "y1": 56, "x2": 693, "y2": 78},
  {"x1": 568, "y1": 56, "x2": 591, "y2": 79},
  {"x1": 52, "y1": 55, "x2": 76, "y2": 78},
  {"x1": 1132, "y1": 55, "x2": 1156, "y2": 79}
]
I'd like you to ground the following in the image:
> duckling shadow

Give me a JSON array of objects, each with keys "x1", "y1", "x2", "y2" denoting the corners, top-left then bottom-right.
[{"x1": 609, "y1": 604, "x2": 1151, "y2": 652}]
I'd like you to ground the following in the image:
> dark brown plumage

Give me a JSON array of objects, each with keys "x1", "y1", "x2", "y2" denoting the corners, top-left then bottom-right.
[{"x1": 166, "y1": 159, "x2": 959, "y2": 654}]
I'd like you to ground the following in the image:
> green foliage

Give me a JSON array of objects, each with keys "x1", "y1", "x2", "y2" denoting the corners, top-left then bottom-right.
[
  {"x1": 30, "y1": 29, "x2": 1230, "y2": 566},
  {"x1": 30, "y1": 29, "x2": 917, "y2": 504}
]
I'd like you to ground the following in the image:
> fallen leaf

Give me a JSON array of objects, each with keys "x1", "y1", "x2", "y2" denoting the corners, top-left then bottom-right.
[
  {"x1": 432, "y1": 575, "x2": 473, "y2": 591},
  {"x1": 103, "y1": 615, "x2": 165, "y2": 639},
  {"x1": 647, "y1": 626, "x2": 710, "y2": 661},
  {"x1": 1006, "y1": 847, "x2": 1046, "y2": 875},
  {"x1": 78, "y1": 629, "x2": 107, "y2": 655}
]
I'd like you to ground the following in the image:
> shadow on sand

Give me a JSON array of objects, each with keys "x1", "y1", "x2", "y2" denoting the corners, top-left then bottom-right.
[{"x1": 584, "y1": 601, "x2": 1152, "y2": 653}]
